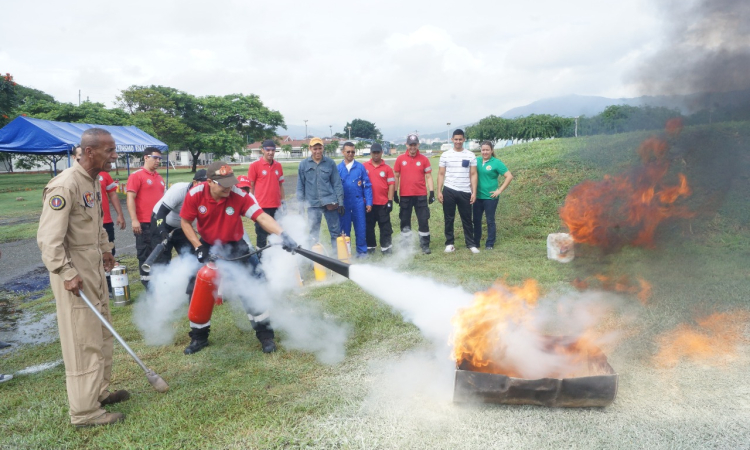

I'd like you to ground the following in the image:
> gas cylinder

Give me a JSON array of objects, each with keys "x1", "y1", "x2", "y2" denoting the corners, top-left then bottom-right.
[
  {"x1": 312, "y1": 242, "x2": 329, "y2": 281},
  {"x1": 336, "y1": 233, "x2": 351, "y2": 264},
  {"x1": 110, "y1": 264, "x2": 130, "y2": 306},
  {"x1": 188, "y1": 262, "x2": 220, "y2": 324}
]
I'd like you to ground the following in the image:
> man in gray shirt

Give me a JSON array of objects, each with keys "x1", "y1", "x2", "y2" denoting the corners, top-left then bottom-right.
[{"x1": 296, "y1": 137, "x2": 345, "y2": 249}]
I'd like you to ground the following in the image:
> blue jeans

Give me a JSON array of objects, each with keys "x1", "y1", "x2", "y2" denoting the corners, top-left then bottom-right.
[
  {"x1": 307, "y1": 206, "x2": 341, "y2": 250},
  {"x1": 473, "y1": 198, "x2": 499, "y2": 247}
]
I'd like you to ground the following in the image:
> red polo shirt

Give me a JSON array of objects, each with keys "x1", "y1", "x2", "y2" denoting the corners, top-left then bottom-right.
[
  {"x1": 180, "y1": 182, "x2": 263, "y2": 245},
  {"x1": 126, "y1": 168, "x2": 165, "y2": 223},
  {"x1": 247, "y1": 159, "x2": 284, "y2": 208},
  {"x1": 98, "y1": 172, "x2": 118, "y2": 224},
  {"x1": 364, "y1": 160, "x2": 395, "y2": 205},
  {"x1": 394, "y1": 150, "x2": 432, "y2": 196}
]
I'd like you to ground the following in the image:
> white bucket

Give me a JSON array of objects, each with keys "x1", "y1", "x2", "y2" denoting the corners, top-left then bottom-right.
[{"x1": 547, "y1": 233, "x2": 575, "y2": 263}]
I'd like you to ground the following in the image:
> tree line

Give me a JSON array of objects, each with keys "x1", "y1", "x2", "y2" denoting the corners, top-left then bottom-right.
[{"x1": 0, "y1": 75, "x2": 285, "y2": 172}]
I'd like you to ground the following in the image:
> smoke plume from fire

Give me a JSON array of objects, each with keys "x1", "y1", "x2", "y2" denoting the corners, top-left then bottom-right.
[{"x1": 559, "y1": 122, "x2": 693, "y2": 250}]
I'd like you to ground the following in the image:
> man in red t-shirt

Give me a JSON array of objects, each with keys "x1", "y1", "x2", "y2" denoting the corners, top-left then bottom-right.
[
  {"x1": 394, "y1": 134, "x2": 435, "y2": 254},
  {"x1": 247, "y1": 139, "x2": 285, "y2": 248},
  {"x1": 363, "y1": 143, "x2": 395, "y2": 255},
  {"x1": 126, "y1": 147, "x2": 165, "y2": 288},
  {"x1": 180, "y1": 161, "x2": 298, "y2": 355}
]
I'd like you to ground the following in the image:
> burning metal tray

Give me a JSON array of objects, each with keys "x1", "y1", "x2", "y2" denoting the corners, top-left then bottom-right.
[{"x1": 453, "y1": 341, "x2": 618, "y2": 408}]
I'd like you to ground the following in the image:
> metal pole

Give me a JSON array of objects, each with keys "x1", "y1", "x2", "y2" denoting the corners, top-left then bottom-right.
[{"x1": 304, "y1": 120, "x2": 308, "y2": 139}]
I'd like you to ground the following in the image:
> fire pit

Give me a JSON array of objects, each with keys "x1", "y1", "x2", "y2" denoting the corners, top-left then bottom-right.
[{"x1": 453, "y1": 337, "x2": 618, "y2": 407}]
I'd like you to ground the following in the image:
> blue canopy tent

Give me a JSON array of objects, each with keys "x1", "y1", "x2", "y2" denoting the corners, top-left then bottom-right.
[{"x1": 0, "y1": 116, "x2": 170, "y2": 181}]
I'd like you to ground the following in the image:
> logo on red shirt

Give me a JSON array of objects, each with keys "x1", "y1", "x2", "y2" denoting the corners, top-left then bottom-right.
[
  {"x1": 416, "y1": 161, "x2": 421, "y2": 166},
  {"x1": 402, "y1": 161, "x2": 407, "y2": 166},
  {"x1": 380, "y1": 171, "x2": 385, "y2": 177},
  {"x1": 198, "y1": 205, "x2": 207, "y2": 214},
  {"x1": 146, "y1": 179, "x2": 153, "y2": 185},
  {"x1": 225, "y1": 206, "x2": 235, "y2": 215},
  {"x1": 262, "y1": 170, "x2": 267, "y2": 175}
]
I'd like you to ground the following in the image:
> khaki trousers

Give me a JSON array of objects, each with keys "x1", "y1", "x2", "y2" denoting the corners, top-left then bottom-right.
[{"x1": 51, "y1": 248, "x2": 113, "y2": 425}]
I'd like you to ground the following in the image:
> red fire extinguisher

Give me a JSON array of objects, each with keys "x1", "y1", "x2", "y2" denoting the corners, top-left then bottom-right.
[{"x1": 187, "y1": 262, "x2": 220, "y2": 324}]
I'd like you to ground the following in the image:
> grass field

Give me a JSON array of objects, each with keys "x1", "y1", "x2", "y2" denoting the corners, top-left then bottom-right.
[{"x1": 1, "y1": 124, "x2": 749, "y2": 449}]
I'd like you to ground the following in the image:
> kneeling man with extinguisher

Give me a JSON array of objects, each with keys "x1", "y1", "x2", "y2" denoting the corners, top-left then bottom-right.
[{"x1": 180, "y1": 161, "x2": 298, "y2": 355}]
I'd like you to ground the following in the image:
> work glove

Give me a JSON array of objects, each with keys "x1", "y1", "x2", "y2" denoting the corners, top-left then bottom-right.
[
  {"x1": 428, "y1": 191, "x2": 435, "y2": 204},
  {"x1": 338, "y1": 205, "x2": 345, "y2": 215},
  {"x1": 386, "y1": 201, "x2": 393, "y2": 214},
  {"x1": 280, "y1": 232, "x2": 299, "y2": 254},
  {"x1": 155, "y1": 219, "x2": 169, "y2": 241},
  {"x1": 394, "y1": 193, "x2": 399, "y2": 204},
  {"x1": 195, "y1": 244, "x2": 210, "y2": 263}
]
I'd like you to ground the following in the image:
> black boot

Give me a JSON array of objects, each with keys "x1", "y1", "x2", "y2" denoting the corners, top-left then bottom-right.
[
  {"x1": 367, "y1": 248, "x2": 376, "y2": 255},
  {"x1": 184, "y1": 326, "x2": 210, "y2": 355},
  {"x1": 419, "y1": 235, "x2": 431, "y2": 255}
]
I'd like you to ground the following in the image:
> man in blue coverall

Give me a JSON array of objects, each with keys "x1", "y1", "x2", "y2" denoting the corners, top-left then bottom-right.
[{"x1": 337, "y1": 142, "x2": 373, "y2": 258}]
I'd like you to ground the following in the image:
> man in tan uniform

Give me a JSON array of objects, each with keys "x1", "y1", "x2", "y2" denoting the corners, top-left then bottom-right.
[{"x1": 37, "y1": 128, "x2": 128, "y2": 427}]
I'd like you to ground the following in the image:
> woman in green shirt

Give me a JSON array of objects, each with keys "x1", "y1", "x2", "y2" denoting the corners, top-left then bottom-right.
[{"x1": 473, "y1": 141, "x2": 513, "y2": 249}]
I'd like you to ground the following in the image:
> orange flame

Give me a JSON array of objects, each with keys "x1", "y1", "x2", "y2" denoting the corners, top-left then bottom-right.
[
  {"x1": 559, "y1": 123, "x2": 694, "y2": 250},
  {"x1": 654, "y1": 311, "x2": 750, "y2": 368},
  {"x1": 572, "y1": 275, "x2": 652, "y2": 305},
  {"x1": 452, "y1": 280, "x2": 611, "y2": 379}
]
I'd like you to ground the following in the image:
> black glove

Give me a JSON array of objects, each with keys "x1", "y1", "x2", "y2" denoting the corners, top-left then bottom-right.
[
  {"x1": 386, "y1": 201, "x2": 393, "y2": 213},
  {"x1": 338, "y1": 205, "x2": 345, "y2": 215},
  {"x1": 195, "y1": 244, "x2": 210, "y2": 263},
  {"x1": 394, "y1": 193, "x2": 399, "y2": 204},
  {"x1": 428, "y1": 191, "x2": 435, "y2": 204},
  {"x1": 280, "y1": 232, "x2": 299, "y2": 254},
  {"x1": 155, "y1": 219, "x2": 169, "y2": 241}
]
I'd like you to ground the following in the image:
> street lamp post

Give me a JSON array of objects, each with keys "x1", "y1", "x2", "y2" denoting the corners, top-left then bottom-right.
[
  {"x1": 329, "y1": 125, "x2": 333, "y2": 138},
  {"x1": 347, "y1": 126, "x2": 352, "y2": 141},
  {"x1": 574, "y1": 116, "x2": 579, "y2": 138},
  {"x1": 447, "y1": 122, "x2": 451, "y2": 142},
  {"x1": 304, "y1": 119, "x2": 308, "y2": 139}
]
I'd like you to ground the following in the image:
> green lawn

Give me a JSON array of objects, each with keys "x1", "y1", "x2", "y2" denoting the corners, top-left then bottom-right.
[{"x1": 1, "y1": 124, "x2": 749, "y2": 449}]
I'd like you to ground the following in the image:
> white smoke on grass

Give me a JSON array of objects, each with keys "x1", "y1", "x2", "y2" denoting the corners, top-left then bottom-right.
[
  {"x1": 133, "y1": 253, "x2": 200, "y2": 346},
  {"x1": 216, "y1": 214, "x2": 351, "y2": 364},
  {"x1": 349, "y1": 265, "x2": 636, "y2": 379}
]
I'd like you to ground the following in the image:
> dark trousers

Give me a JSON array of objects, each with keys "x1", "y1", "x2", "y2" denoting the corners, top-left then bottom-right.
[
  {"x1": 442, "y1": 187, "x2": 475, "y2": 248},
  {"x1": 149, "y1": 215, "x2": 193, "y2": 266},
  {"x1": 103, "y1": 222, "x2": 116, "y2": 294},
  {"x1": 398, "y1": 195, "x2": 430, "y2": 234},
  {"x1": 254, "y1": 207, "x2": 278, "y2": 248},
  {"x1": 187, "y1": 239, "x2": 274, "y2": 342},
  {"x1": 366, "y1": 204, "x2": 393, "y2": 251},
  {"x1": 135, "y1": 222, "x2": 152, "y2": 287},
  {"x1": 473, "y1": 198, "x2": 499, "y2": 248}
]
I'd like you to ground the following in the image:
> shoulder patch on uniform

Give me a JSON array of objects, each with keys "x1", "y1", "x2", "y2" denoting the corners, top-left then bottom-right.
[{"x1": 49, "y1": 195, "x2": 66, "y2": 210}]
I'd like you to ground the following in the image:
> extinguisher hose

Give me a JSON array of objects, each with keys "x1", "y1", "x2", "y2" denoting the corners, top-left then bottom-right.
[{"x1": 210, "y1": 244, "x2": 273, "y2": 262}]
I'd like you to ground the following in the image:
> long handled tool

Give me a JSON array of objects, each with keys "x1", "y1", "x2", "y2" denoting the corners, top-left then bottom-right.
[{"x1": 79, "y1": 290, "x2": 169, "y2": 393}]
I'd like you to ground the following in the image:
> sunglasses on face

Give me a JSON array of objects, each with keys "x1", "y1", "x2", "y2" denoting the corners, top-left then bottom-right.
[
  {"x1": 147, "y1": 155, "x2": 163, "y2": 160},
  {"x1": 344, "y1": 151, "x2": 355, "y2": 154}
]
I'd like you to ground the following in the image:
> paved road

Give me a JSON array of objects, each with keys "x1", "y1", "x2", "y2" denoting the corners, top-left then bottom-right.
[{"x1": 0, "y1": 175, "x2": 300, "y2": 289}]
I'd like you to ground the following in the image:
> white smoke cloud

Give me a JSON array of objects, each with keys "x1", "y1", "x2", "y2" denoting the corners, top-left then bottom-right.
[
  {"x1": 215, "y1": 216, "x2": 351, "y2": 364},
  {"x1": 133, "y1": 253, "x2": 199, "y2": 346}
]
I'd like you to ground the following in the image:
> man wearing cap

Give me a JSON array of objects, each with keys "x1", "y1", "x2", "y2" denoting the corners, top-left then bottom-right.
[
  {"x1": 363, "y1": 143, "x2": 395, "y2": 255},
  {"x1": 147, "y1": 169, "x2": 208, "y2": 268},
  {"x1": 437, "y1": 129, "x2": 479, "y2": 254},
  {"x1": 296, "y1": 137, "x2": 345, "y2": 250},
  {"x1": 180, "y1": 161, "x2": 299, "y2": 354},
  {"x1": 37, "y1": 128, "x2": 127, "y2": 427},
  {"x1": 394, "y1": 134, "x2": 435, "y2": 254},
  {"x1": 126, "y1": 147, "x2": 165, "y2": 288},
  {"x1": 337, "y1": 142, "x2": 373, "y2": 258},
  {"x1": 248, "y1": 139, "x2": 285, "y2": 248}
]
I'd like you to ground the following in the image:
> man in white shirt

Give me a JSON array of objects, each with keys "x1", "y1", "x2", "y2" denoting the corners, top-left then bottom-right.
[{"x1": 437, "y1": 129, "x2": 479, "y2": 254}]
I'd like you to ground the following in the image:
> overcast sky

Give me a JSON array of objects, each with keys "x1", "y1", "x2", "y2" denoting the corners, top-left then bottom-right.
[{"x1": 1, "y1": 0, "x2": 665, "y2": 140}]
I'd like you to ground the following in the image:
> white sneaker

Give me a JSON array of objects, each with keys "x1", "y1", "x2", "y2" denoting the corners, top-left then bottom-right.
[
  {"x1": 469, "y1": 247, "x2": 480, "y2": 254},
  {"x1": 444, "y1": 245, "x2": 456, "y2": 253}
]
